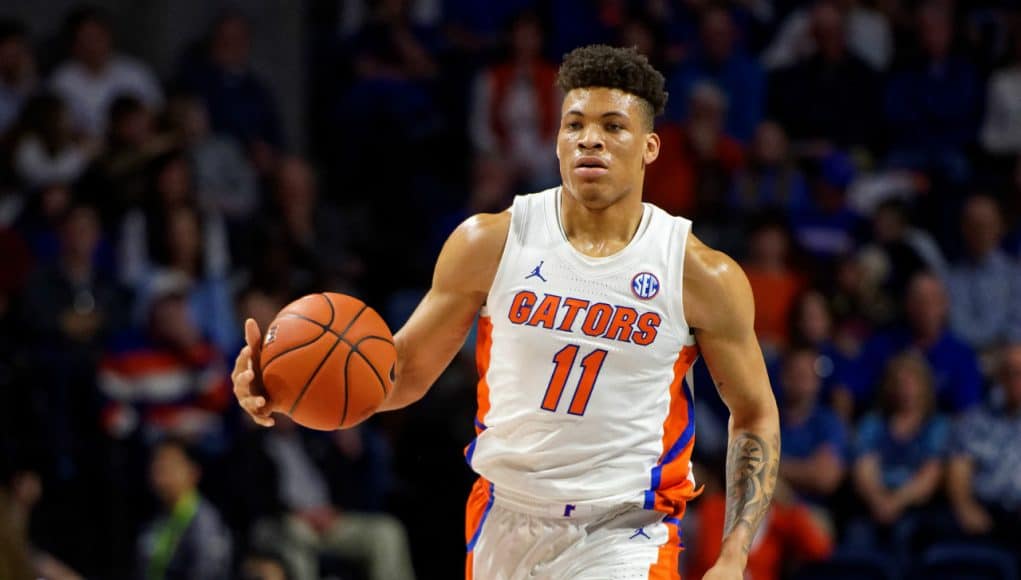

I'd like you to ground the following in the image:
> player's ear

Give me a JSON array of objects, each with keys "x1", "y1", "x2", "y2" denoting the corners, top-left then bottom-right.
[{"x1": 644, "y1": 131, "x2": 661, "y2": 166}]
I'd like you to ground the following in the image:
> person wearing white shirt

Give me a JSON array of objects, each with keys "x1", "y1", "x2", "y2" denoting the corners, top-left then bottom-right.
[
  {"x1": 49, "y1": 7, "x2": 162, "y2": 138},
  {"x1": 981, "y1": 33, "x2": 1021, "y2": 155}
]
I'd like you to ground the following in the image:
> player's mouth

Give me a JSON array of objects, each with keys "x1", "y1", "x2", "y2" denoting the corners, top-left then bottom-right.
[{"x1": 573, "y1": 156, "x2": 609, "y2": 178}]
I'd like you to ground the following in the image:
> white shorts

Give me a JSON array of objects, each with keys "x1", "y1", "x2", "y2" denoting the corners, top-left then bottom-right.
[{"x1": 465, "y1": 479, "x2": 684, "y2": 580}]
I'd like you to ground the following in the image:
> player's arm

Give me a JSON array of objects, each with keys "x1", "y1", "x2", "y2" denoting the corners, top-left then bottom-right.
[
  {"x1": 684, "y1": 235, "x2": 780, "y2": 576},
  {"x1": 379, "y1": 211, "x2": 509, "y2": 411},
  {"x1": 230, "y1": 212, "x2": 509, "y2": 425}
]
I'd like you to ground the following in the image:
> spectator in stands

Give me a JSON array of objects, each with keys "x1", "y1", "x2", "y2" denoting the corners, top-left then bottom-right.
[
  {"x1": 237, "y1": 416, "x2": 415, "y2": 580},
  {"x1": 162, "y1": 93, "x2": 258, "y2": 222},
  {"x1": 22, "y1": 204, "x2": 125, "y2": 481},
  {"x1": 729, "y1": 121, "x2": 810, "y2": 214},
  {"x1": 4, "y1": 93, "x2": 91, "y2": 190},
  {"x1": 788, "y1": 290, "x2": 855, "y2": 417},
  {"x1": 643, "y1": 82, "x2": 744, "y2": 222},
  {"x1": 78, "y1": 94, "x2": 173, "y2": 227},
  {"x1": 468, "y1": 11, "x2": 560, "y2": 190},
  {"x1": 764, "y1": 0, "x2": 893, "y2": 71},
  {"x1": 667, "y1": 5, "x2": 764, "y2": 142},
  {"x1": 687, "y1": 469, "x2": 832, "y2": 580},
  {"x1": 0, "y1": 19, "x2": 37, "y2": 135},
  {"x1": 980, "y1": 24, "x2": 1021, "y2": 156},
  {"x1": 98, "y1": 273, "x2": 231, "y2": 448},
  {"x1": 50, "y1": 6, "x2": 162, "y2": 138},
  {"x1": 178, "y1": 12, "x2": 282, "y2": 174},
  {"x1": 251, "y1": 157, "x2": 356, "y2": 297},
  {"x1": 766, "y1": 1, "x2": 881, "y2": 151},
  {"x1": 946, "y1": 195, "x2": 1021, "y2": 355},
  {"x1": 790, "y1": 151, "x2": 862, "y2": 260},
  {"x1": 884, "y1": 2, "x2": 980, "y2": 184},
  {"x1": 849, "y1": 272, "x2": 983, "y2": 415},
  {"x1": 853, "y1": 199, "x2": 943, "y2": 327},
  {"x1": 778, "y1": 347, "x2": 848, "y2": 502},
  {"x1": 947, "y1": 343, "x2": 1021, "y2": 545},
  {"x1": 848, "y1": 354, "x2": 947, "y2": 551},
  {"x1": 744, "y1": 218, "x2": 806, "y2": 355},
  {"x1": 137, "y1": 439, "x2": 231, "y2": 580}
]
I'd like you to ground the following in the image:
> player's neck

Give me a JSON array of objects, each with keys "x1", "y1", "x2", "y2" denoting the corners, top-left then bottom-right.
[{"x1": 559, "y1": 189, "x2": 644, "y2": 258}]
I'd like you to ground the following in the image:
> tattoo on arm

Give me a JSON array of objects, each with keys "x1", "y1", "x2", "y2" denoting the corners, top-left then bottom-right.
[{"x1": 723, "y1": 431, "x2": 780, "y2": 553}]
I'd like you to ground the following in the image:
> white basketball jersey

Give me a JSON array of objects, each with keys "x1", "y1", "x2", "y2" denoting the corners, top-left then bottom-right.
[{"x1": 467, "y1": 187, "x2": 701, "y2": 517}]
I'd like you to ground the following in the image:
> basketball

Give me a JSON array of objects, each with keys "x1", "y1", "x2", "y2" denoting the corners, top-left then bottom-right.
[{"x1": 259, "y1": 293, "x2": 395, "y2": 430}]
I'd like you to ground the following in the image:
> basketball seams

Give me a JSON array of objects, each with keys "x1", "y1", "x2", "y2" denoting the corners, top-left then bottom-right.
[
  {"x1": 320, "y1": 292, "x2": 336, "y2": 328},
  {"x1": 262, "y1": 325, "x2": 329, "y2": 370},
  {"x1": 288, "y1": 335, "x2": 344, "y2": 415}
]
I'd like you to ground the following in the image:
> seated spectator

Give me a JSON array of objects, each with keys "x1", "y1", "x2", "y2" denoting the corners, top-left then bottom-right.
[
  {"x1": 980, "y1": 25, "x2": 1021, "y2": 156},
  {"x1": 778, "y1": 348, "x2": 848, "y2": 503},
  {"x1": 237, "y1": 416, "x2": 415, "y2": 580},
  {"x1": 78, "y1": 94, "x2": 173, "y2": 227},
  {"x1": 884, "y1": 3, "x2": 979, "y2": 184},
  {"x1": 848, "y1": 354, "x2": 948, "y2": 552},
  {"x1": 848, "y1": 272, "x2": 983, "y2": 415},
  {"x1": 854, "y1": 199, "x2": 941, "y2": 323},
  {"x1": 644, "y1": 83, "x2": 745, "y2": 221},
  {"x1": 250, "y1": 157, "x2": 357, "y2": 297},
  {"x1": 947, "y1": 343, "x2": 1021, "y2": 547},
  {"x1": 667, "y1": 5, "x2": 764, "y2": 143},
  {"x1": 687, "y1": 471, "x2": 832, "y2": 580},
  {"x1": 162, "y1": 93, "x2": 258, "y2": 221},
  {"x1": 468, "y1": 11, "x2": 559, "y2": 191},
  {"x1": 49, "y1": 6, "x2": 162, "y2": 138},
  {"x1": 787, "y1": 290, "x2": 855, "y2": 416},
  {"x1": 764, "y1": 0, "x2": 893, "y2": 71},
  {"x1": 137, "y1": 439, "x2": 231, "y2": 580},
  {"x1": 743, "y1": 219, "x2": 806, "y2": 354},
  {"x1": 98, "y1": 274, "x2": 231, "y2": 449},
  {"x1": 766, "y1": 1, "x2": 881, "y2": 151},
  {"x1": 4, "y1": 93, "x2": 92, "y2": 190},
  {"x1": 790, "y1": 152, "x2": 863, "y2": 260},
  {"x1": 21, "y1": 204, "x2": 126, "y2": 480},
  {"x1": 729, "y1": 121, "x2": 810, "y2": 215},
  {"x1": 178, "y1": 11, "x2": 282, "y2": 172},
  {"x1": 946, "y1": 195, "x2": 1021, "y2": 356},
  {"x1": 0, "y1": 19, "x2": 37, "y2": 135}
]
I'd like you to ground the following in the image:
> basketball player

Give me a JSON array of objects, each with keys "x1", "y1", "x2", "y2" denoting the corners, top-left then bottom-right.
[{"x1": 233, "y1": 45, "x2": 780, "y2": 579}]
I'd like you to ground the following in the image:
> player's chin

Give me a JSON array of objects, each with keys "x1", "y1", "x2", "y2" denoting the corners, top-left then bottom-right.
[{"x1": 572, "y1": 182, "x2": 618, "y2": 209}]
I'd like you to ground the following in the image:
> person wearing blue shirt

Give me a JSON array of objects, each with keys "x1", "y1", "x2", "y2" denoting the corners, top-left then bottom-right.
[
  {"x1": 848, "y1": 354, "x2": 948, "y2": 558},
  {"x1": 845, "y1": 272, "x2": 983, "y2": 415},
  {"x1": 778, "y1": 348, "x2": 848, "y2": 503}
]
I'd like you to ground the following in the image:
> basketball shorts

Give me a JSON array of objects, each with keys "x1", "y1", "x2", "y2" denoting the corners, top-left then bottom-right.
[{"x1": 465, "y1": 478, "x2": 684, "y2": 580}]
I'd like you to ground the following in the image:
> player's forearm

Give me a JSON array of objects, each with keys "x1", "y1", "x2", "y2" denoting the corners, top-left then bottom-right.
[{"x1": 719, "y1": 413, "x2": 780, "y2": 563}]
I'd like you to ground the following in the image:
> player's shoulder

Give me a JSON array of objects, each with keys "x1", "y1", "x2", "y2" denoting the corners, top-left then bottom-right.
[
  {"x1": 683, "y1": 233, "x2": 753, "y2": 330},
  {"x1": 452, "y1": 211, "x2": 511, "y2": 250}
]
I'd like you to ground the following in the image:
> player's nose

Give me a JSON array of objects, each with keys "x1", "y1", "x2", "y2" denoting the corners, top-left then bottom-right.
[{"x1": 577, "y1": 126, "x2": 604, "y2": 149}]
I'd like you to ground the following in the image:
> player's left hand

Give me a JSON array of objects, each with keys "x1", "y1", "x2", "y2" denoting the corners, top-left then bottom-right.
[{"x1": 702, "y1": 560, "x2": 745, "y2": 580}]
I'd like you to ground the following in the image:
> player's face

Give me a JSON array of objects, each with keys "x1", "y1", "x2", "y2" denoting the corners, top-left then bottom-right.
[{"x1": 557, "y1": 88, "x2": 660, "y2": 209}]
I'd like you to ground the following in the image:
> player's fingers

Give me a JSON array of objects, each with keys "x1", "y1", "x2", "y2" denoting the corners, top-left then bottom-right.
[
  {"x1": 232, "y1": 367, "x2": 254, "y2": 397},
  {"x1": 231, "y1": 345, "x2": 251, "y2": 382},
  {"x1": 245, "y1": 318, "x2": 262, "y2": 356}
]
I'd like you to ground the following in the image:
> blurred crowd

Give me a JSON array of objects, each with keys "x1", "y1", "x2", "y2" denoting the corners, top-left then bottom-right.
[{"x1": 0, "y1": 0, "x2": 1020, "y2": 579}]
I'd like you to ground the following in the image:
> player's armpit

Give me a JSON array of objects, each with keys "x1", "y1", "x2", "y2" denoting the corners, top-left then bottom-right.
[
  {"x1": 683, "y1": 235, "x2": 780, "y2": 564},
  {"x1": 380, "y1": 212, "x2": 511, "y2": 411}
]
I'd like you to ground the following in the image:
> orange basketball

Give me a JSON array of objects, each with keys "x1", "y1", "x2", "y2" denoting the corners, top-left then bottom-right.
[{"x1": 259, "y1": 293, "x2": 395, "y2": 430}]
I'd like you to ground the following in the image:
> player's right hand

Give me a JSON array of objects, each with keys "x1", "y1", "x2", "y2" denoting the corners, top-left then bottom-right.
[{"x1": 232, "y1": 318, "x2": 275, "y2": 427}]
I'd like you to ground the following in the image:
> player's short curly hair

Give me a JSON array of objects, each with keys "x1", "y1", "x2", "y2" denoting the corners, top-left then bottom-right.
[{"x1": 556, "y1": 45, "x2": 668, "y2": 129}]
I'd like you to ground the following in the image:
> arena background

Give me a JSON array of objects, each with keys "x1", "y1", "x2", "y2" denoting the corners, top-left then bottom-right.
[{"x1": 0, "y1": 0, "x2": 1020, "y2": 578}]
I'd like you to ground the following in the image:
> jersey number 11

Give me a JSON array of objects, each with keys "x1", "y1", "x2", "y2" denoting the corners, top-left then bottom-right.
[{"x1": 540, "y1": 345, "x2": 608, "y2": 416}]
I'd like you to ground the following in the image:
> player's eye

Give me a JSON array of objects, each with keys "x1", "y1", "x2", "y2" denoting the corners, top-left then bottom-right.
[
  {"x1": 606, "y1": 123, "x2": 623, "y2": 132},
  {"x1": 566, "y1": 121, "x2": 582, "y2": 130}
]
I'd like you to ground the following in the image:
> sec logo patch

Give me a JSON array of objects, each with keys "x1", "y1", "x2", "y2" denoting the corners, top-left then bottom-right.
[{"x1": 631, "y1": 272, "x2": 660, "y2": 300}]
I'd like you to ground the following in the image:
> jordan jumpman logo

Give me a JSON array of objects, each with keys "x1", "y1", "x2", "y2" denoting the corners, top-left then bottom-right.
[{"x1": 525, "y1": 260, "x2": 548, "y2": 282}]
